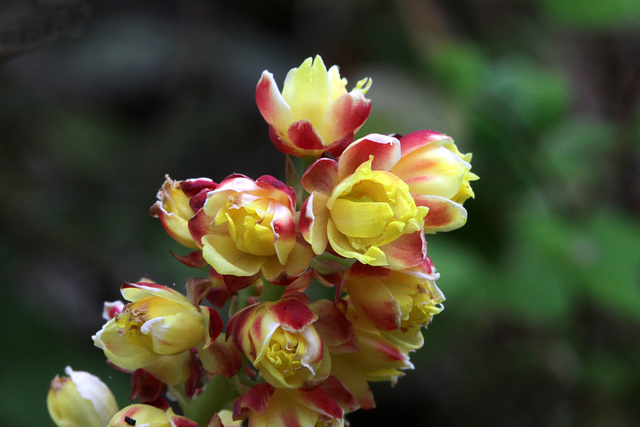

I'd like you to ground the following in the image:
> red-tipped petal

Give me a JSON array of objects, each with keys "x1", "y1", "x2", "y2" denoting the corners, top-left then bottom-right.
[
  {"x1": 256, "y1": 71, "x2": 295, "y2": 132},
  {"x1": 399, "y1": 129, "x2": 450, "y2": 156},
  {"x1": 380, "y1": 230, "x2": 427, "y2": 270},
  {"x1": 171, "y1": 250, "x2": 207, "y2": 268},
  {"x1": 338, "y1": 134, "x2": 401, "y2": 179},
  {"x1": 266, "y1": 294, "x2": 317, "y2": 332},
  {"x1": 288, "y1": 119, "x2": 326, "y2": 151},
  {"x1": 233, "y1": 383, "x2": 275, "y2": 419},
  {"x1": 320, "y1": 91, "x2": 372, "y2": 143},
  {"x1": 310, "y1": 299, "x2": 358, "y2": 352},
  {"x1": 198, "y1": 336, "x2": 242, "y2": 378},
  {"x1": 301, "y1": 158, "x2": 339, "y2": 194},
  {"x1": 413, "y1": 194, "x2": 468, "y2": 232}
]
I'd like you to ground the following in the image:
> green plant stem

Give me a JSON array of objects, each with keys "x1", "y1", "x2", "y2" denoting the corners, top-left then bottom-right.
[{"x1": 184, "y1": 374, "x2": 237, "y2": 427}]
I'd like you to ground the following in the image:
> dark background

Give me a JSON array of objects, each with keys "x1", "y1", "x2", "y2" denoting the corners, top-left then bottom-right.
[{"x1": 2, "y1": 0, "x2": 640, "y2": 425}]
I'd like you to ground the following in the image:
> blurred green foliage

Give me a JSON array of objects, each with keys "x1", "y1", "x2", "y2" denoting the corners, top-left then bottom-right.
[{"x1": 1, "y1": 0, "x2": 639, "y2": 425}]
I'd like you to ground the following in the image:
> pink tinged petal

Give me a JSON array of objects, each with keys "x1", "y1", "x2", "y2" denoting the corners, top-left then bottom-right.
[
  {"x1": 171, "y1": 250, "x2": 207, "y2": 268},
  {"x1": 170, "y1": 416, "x2": 199, "y2": 427},
  {"x1": 256, "y1": 175, "x2": 297, "y2": 212},
  {"x1": 266, "y1": 294, "x2": 317, "y2": 332},
  {"x1": 330, "y1": 358, "x2": 376, "y2": 410},
  {"x1": 346, "y1": 272, "x2": 401, "y2": 330},
  {"x1": 309, "y1": 299, "x2": 358, "y2": 352},
  {"x1": 180, "y1": 177, "x2": 217, "y2": 197},
  {"x1": 317, "y1": 376, "x2": 360, "y2": 413},
  {"x1": 269, "y1": 125, "x2": 300, "y2": 156},
  {"x1": 338, "y1": 134, "x2": 401, "y2": 179},
  {"x1": 301, "y1": 158, "x2": 339, "y2": 194},
  {"x1": 398, "y1": 129, "x2": 450, "y2": 156},
  {"x1": 320, "y1": 91, "x2": 372, "y2": 144},
  {"x1": 223, "y1": 272, "x2": 262, "y2": 292},
  {"x1": 184, "y1": 352, "x2": 201, "y2": 398},
  {"x1": 187, "y1": 209, "x2": 213, "y2": 247},
  {"x1": 394, "y1": 145, "x2": 471, "y2": 199},
  {"x1": 288, "y1": 119, "x2": 326, "y2": 151},
  {"x1": 198, "y1": 335, "x2": 242, "y2": 378},
  {"x1": 292, "y1": 388, "x2": 344, "y2": 420},
  {"x1": 413, "y1": 194, "x2": 467, "y2": 232},
  {"x1": 201, "y1": 306, "x2": 223, "y2": 344},
  {"x1": 380, "y1": 230, "x2": 427, "y2": 270},
  {"x1": 299, "y1": 192, "x2": 330, "y2": 255},
  {"x1": 102, "y1": 301, "x2": 124, "y2": 320},
  {"x1": 270, "y1": 206, "x2": 297, "y2": 265},
  {"x1": 403, "y1": 256, "x2": 441, "y2": 281},
  {"x1": 233, "y1": 383, "x2": 275, "y2": 419},
  {"x1": 185, "y1": 277, "x2": 213, "y2": 306},
  {"x1": 256, "y1": 71, "x2": 295, "y2": 133}
]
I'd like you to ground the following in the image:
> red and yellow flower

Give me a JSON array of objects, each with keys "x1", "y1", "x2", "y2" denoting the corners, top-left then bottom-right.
[
  {"x1": 300, "y1": 133, "x2": 429, "y2": 269},
  {"x1": 92, "y1": 281, "x2": 222, "y2": 385},
  {"x1": 256, "y1": 55, "x2": 372, "y2": 158},
  {"x1": 189, "y1": 174, "x2": 312, "y2": 284},
  {"x1": 47, "y1": 367, "x2": 119, "y2": 427},
  {"x1": 150, "y1": 176, "x2": 217, "y2": 248},
  {"x1": 393, "y1": 130, "x2": 478, "y2": 232},
  {"x1": 228, "y1": 293, "x2": 331, "y2": 389}
]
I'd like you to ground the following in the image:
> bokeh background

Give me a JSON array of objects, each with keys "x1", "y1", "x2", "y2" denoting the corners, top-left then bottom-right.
[{"x1": 2, "y1": 0, "x2": 640, "y2": 425}]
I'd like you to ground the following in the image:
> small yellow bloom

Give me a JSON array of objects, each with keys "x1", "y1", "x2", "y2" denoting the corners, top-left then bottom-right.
[
  {"x1": 300, "y1": 134, "x2": 428, "y2": 270},
  {"x1": 47, "y1": 366, "x2": 118, "y2": 427},
  {"x1": 229, "y1": 293, "x2": 330, "y2": 389},
  {"x1": 256, "y1": 55, "x2": 372, "y2": 158},
  {"x1": 93, "y1": 282, "x2": 208, "y2": 385}
]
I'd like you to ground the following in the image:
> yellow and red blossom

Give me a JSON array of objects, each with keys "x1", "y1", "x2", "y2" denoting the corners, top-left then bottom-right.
[
  {"x1": 256, "y1": 55, "x2": 372, "y2": 158},
  {"x1": 189, "y1": 174, "x2": 312, "y2": 284},
  {"x1": 47, "y1": 367, "x2": 119, "y2": 427},
  {"x1": 92, "y1": 282, "x2": 222, "y2": 385},
  {"x1": 228, "y1": 293, "x2": 331, "y2": 389},
  {"x1": 108, "y1": 404, "x2": 197, "y2": 427},
  {"x1": 393, "y1": 130, "x2": 478, "y2": 232},
  {"x1": 300, "y1": 133, "x2": 429, "y2": 269},
  {"x1": 150, "y1": 176, "x2": 217, "y2": 249},
  {"x1": 343, "y1": 257, "x2": 444, "y2": 332}
]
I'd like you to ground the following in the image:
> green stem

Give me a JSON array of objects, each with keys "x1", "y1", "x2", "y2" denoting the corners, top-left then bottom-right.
[{"x1": 183, "y1": 375, "x2": 237, "y2": 427}]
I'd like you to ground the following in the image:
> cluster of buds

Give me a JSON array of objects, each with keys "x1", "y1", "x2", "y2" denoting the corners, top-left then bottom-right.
[{"x1": 48, "y1": 55, "x2": 477, "y2": 426}]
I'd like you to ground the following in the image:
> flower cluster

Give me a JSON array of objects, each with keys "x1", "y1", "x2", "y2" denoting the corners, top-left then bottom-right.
[{"x1": 48, "y1": 55, "x2": 477, "y2": 427}]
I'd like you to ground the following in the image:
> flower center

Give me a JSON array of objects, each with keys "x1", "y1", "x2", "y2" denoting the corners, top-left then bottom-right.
[{"x1": 264, "y1": 329, "x2": 307, "y2": 377}]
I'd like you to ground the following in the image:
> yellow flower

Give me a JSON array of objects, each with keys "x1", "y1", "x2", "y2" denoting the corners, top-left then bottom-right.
[
  {"x1": 392, "y1": 130, "x2": 478, "y2": 232},
  {"x1": 300, "y1": 134, "x2": 429, "y2": 269},
  {"x1": 107, "y1": 404, "x2": 197, "y2": 427},
  {"x1": 229, "y1": 293, "x2": 330, "y2": 389},
  {"x1": 93, "y1": 281, "x2": 212, "y2": 385},
  {"x1": 47, "y1": 366, "x2": 118, "y2": 427},
  {"x1": 256, "y1": 55, "x2": 372, "y2": 158},
  {"x1": 150, "y1": 176, "x2": 217, "y2": 248},
  {"x1": 189, "y1": 174, "x2": 311, "y2": 283}
]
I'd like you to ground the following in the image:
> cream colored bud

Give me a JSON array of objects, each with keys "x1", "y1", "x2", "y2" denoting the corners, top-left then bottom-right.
[{"x1": 47, "y1": 366, "x2": 118, "y2": 427}]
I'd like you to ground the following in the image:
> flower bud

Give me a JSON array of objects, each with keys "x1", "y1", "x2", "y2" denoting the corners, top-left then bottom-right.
[
  {"x1": 256, "y1": 55, "x2": 372, "y2": 158},
  {"x1": 150, "y1": 176, "x2": 217, "y2": 248},
  {"x1": 189, "y1": 174, "x2": 311, "y2": 283},
  {"x1": 47, "y1": 366, "x2": 118, "y2": 427},
  {"x1": 229, "y1": 293, "x2": 330, "y2": 389},
  {"x1": 93, "y1": 281, "x2": 211, "y2": 385}
]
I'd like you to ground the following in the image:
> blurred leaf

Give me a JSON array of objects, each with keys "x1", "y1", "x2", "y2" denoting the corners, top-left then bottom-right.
[
  {"x1": 519, "y1": 204, "x2": 640, "y2": 321},
  {"x1": 539, "y1": 116, "x2": 615, "y2": 187},
  {"x1": 428, "y1": 41, "x2": 488, "y2": 103},
  {"x1": 535, "y1": 0, "x2": 640, "y2": 31},
  {"x1": 482, "y1": 57, "x2": 570, "y2": 131}
]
